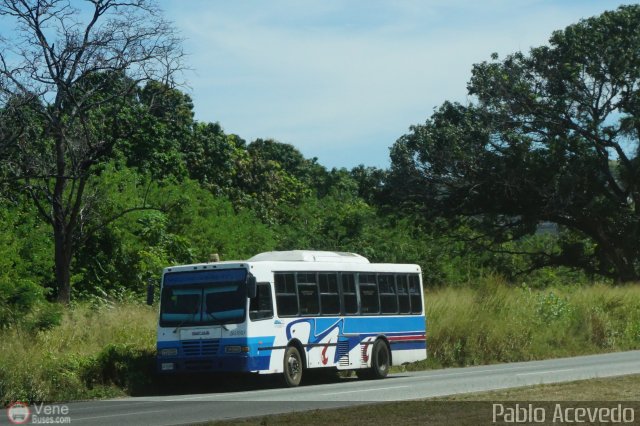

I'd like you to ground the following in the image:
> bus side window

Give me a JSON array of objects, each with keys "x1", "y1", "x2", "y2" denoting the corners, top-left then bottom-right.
[
  {"x1": 396, "y1": 274, "x2": 411, "y2": 314},
  {"x1": 319, "y1": 273, "x2": 340, "y2": 315},
  {"x1": 297, "y1": 273, "x2": 319, "y2": 315},
  {"x1": 359, "y1": 273, "x2": 379, "y2": 314},
  {"x1": 378, "y1": 274, "x2": 398, "y2": 314},
  {"x1": 408, "y1": 274, "x2": 423, "y2": 314},
  {"x1": 341, "y1": 273, "x2": 358, "y2": 314},
  {"x1": 275, "y1": 273, "x2": 298, "y2": 316},
  {"x1": 250, "y1": 283, "x2": 273, "y2": 321}
]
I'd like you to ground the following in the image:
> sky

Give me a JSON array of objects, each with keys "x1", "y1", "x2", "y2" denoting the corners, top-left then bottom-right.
[{"x1": 164, "y1": 0, "x2": 635, "y2": 170}]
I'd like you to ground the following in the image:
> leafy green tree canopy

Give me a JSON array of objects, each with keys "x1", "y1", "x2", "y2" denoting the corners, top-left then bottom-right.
[{"x1": 388, "y1": 5, "x2": 640, "y2": 281}]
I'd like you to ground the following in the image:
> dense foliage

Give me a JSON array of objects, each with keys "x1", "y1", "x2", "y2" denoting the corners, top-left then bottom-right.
[
  {"x1": 387, "y1": 5, "x2": 640, "y2": 282},
  {"x1": 1, "y1": 4, "x2": 639, "y2": 324}
]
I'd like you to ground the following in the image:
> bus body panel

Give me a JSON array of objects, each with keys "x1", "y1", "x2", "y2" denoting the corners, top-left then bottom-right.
[{"x1": 155, "y1": 252, "x2": 427, "y2": 376}]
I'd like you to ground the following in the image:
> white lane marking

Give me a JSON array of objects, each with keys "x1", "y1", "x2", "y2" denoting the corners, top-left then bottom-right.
[
  {"x1": 74, "y1": 409, "x2": 166, "y2": 421},
  {"x1": 321, "y1": 385, "x2": 409, "y2": 396},
  {"x1": 421, "y1": 366, "x2": 531, "y2": 379},
  {"x1": 69, "y1": 401, "x2": 156, "y2": 412},
  {"x1": 166, "y1": 387, "x2": 289, "y2": 401},
  {"x1": 166, "y1": 395, "x2": 222, "y2": 401},
  {"x1": 517, "y1": 368, "x2": 575, "y2": 376}
]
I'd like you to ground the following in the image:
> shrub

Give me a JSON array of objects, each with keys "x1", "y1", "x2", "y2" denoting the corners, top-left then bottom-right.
[{"x1": 82, "y1": 344, "x2": 156, "y2": 395}]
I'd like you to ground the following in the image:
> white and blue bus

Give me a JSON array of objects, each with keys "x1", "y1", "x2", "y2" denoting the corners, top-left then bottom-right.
[{"x1": 153, "y1": 250, "x2": 427, "y2": 386}]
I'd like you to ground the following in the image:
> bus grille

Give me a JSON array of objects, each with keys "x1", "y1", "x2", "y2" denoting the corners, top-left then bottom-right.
[
  {"x1": 338, "y1": 341, "x2": 350, "y2": 366},
  {"x1": 181, "y1": 339, "x2": 220, "y2": 357}
]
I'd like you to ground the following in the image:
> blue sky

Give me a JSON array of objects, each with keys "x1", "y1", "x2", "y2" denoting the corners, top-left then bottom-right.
[{"x1": 163, "y1": 0, "x2": 635, "y2": 170}]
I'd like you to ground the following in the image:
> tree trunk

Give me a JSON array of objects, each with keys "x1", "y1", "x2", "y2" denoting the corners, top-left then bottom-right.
[
  {"x1": 54, "y1": 223, "x2": 72, "y2": 304},
  {"x1": 593, "y1": 226, "x2": 639, "y2": 283},
  {"x1": 608, "y1": 250, "x2": 638, "y2": 284}
]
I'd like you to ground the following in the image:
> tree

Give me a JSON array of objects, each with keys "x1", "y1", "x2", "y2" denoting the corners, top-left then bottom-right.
[
  {"x1": 0, "y1": 0, "x2": 183, "y2": 303},
  {"x1": 388, "y1": 5, "x2": 640, "y2": 282},
  {"x1": 123, "y1": 80, "x2": 194, "y2": 179},
  {"x1": 350, "y1": 164, "x2": 387, "y2": 205},
  {"x1": 247, "y1": 138, "x2": 329, "y2": 196},
  {"x1": 183, "y1": 122, "x2": 246, "y2": 195},
  {"x1": 71, "y1": 168, "x2": 277, "y2": 297}
]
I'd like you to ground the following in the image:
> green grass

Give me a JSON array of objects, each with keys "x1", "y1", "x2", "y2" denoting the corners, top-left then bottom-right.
[{"x1": 1, "y1": 281, "x2": 639, "y2": 403}]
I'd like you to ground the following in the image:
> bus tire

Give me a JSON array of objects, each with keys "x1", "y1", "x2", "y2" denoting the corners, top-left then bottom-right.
[
  {"x1": 369, "y1": 339, "x2": 390, "y2": 380},
  {"x1": 283, "y1": 346, "x2": 303, "y2": 387}
]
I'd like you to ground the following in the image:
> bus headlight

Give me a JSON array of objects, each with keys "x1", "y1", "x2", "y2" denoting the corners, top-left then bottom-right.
[{"x1": 160, "y1": 348, "x2": 178, "y2": 357}]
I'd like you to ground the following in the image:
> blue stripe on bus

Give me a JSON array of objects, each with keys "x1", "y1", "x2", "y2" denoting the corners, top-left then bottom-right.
[
  {"x1": 342, "y1": 316, "x2": 426, "y2": 334},
  {"x1": 389, "y1": 341, "x2": 427, "y2": 350},
  {"x1": 298, "y1": 316, "x2": 425, "y2": 332}
]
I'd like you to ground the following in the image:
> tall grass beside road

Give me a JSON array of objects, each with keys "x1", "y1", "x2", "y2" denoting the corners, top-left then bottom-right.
[
  {"x1": 421, "y1": 280, "x2": 640, "y2": 369},
  {"x1": 0, "y1": 302, "x2": 156, "y2": 403},
  {"x1": 1, "y1": 281, "x2": 639, "y2": 402}
]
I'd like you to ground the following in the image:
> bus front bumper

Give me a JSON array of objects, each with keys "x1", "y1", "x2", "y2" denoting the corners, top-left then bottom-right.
[{"x1": 157, "y1": 355, "x2": 270, "y2": 374}]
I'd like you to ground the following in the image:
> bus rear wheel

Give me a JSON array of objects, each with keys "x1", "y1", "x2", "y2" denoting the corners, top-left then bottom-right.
[
  {"x1": 358, "y1": 339, "x2": 390, "y2": 380},
  {"x1": 283, "y1": 346, "x2": 303, "y2": 387}
]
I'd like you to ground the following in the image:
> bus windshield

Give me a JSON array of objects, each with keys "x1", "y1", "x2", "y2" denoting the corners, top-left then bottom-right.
[{"x1": 160, "y1": 268, "x2": 247, "y2": 327}]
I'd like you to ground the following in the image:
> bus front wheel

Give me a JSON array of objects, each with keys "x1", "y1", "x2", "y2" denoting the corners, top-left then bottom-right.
[{"x1": 283, "y1": 346, "x2": 303, "y2": 387}]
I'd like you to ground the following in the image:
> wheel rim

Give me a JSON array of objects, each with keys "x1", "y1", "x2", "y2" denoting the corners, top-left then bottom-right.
[
  {"x1": 377, "y1": 346, "x2": 388, "y2": 372},
  {"x1": 287, "y1": 353, "x2": 301, "y2": 378}
]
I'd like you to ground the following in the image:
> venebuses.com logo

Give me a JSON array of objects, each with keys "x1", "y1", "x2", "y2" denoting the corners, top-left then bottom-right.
[
  {"x1": 6, "y1": 401, "x2": 71, "y2": 424},
  {"x1": 6, "y1": 401, "x2": 30, "y2": 425}
]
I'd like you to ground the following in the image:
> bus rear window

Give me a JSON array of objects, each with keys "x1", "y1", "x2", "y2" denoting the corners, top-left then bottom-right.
[
  {"x1": 409, "y1": 274, "x2": 423, "y2": 314},
  {"x1": 396, "y1": 274, "x2": 411, "y2": 314}
]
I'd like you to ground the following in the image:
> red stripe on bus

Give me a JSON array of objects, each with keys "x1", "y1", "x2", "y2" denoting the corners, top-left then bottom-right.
[{"x1": 387, "y1": 335, "x2": 426, "y2": 341}]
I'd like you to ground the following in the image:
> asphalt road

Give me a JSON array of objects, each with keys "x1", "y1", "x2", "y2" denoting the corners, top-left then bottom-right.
[{"x1": 9, "y1": 350, "x2": 640, "y2": 425}]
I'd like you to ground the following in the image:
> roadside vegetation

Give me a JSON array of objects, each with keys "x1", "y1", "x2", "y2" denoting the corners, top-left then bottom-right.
[
  {"x1": 0, "y1": 299, "x2": 156, "y2": 403},
  {"x1": 0, "y1": 1, "x2": 639, "y2": 407},
  {"x1": 2, "y1": 282, "x2": 639, "y2": 403},
  {"x1": 418, "y1": 281, "x2": 640, "y2": 369}
]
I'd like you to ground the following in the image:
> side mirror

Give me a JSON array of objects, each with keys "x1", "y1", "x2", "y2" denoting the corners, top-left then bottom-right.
[
  {"x1": 146, "y1": 279, "x2": 155, "y2": 306},
  {"x1": 247, "y1": 274, "x2": 257, "y2": 299}
]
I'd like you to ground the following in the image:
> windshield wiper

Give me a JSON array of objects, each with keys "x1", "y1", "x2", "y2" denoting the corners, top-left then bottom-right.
[
  {"x1": 204, "y1": 311, "x2": 224, "y2": 322},
  {"x1": 204, "y1": 311, "x2": 230, "y2": 330},
  {"x1": 172, "y1": 303, "x2": 200, "y2": 333}
]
